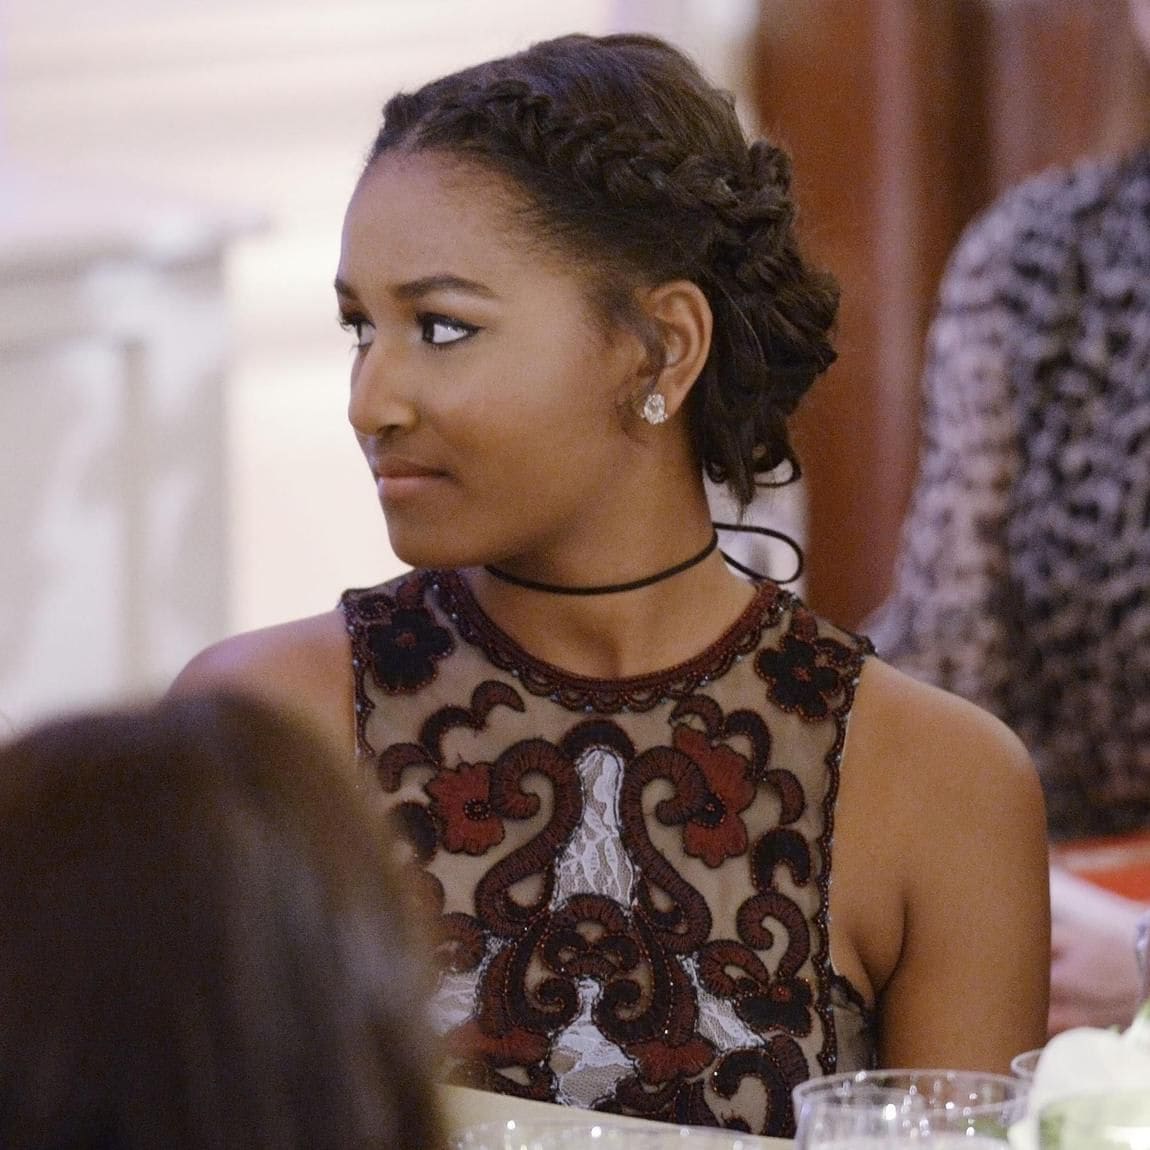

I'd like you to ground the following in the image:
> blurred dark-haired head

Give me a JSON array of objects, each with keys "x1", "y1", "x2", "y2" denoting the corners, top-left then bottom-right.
[{"x1": 0, "y1": 692, "x2": 442, "y2": 1150}]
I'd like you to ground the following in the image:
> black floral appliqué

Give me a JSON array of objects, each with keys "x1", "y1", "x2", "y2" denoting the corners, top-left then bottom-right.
[
  {"x1": 735, "y1": 975, "x2": 814, "y2": 1037},
  {"x1": 367, "y1": 606, "x2": 454, "y2": 693},
  {"x1": 754, "y1": 629, "x2": 852, "y2": 721}
]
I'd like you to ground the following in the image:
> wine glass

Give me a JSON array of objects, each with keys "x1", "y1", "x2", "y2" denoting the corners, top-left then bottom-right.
[
  {"x1": 1010, "y1": 1047, "x2": 1044, "y2": 1081},
  {"x1": 792, "y1": 1069, "x2": 1028, "y2": 1150},
  {"x1": 1136, "y1": 909, "x2": 1150, "y2": 1002}
]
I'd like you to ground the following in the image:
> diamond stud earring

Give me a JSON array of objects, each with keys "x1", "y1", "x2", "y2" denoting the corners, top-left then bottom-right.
[{"x1": 641, "y1": 392, "x2": 668, "y2": 425}]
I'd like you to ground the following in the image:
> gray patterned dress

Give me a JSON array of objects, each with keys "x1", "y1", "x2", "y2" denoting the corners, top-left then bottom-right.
[{"x1": 868, "y1": 148, "x2": 1150, "y2": 841}]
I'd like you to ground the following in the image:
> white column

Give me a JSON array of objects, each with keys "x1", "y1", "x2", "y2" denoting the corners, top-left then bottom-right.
[{"x1": 0, "y1": 170, "x2": 253, "y2": 734}]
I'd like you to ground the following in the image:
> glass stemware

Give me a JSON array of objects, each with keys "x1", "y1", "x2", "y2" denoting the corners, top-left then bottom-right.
[
  {"x1": 1136, "y1": 909, "x2": 1150, "y2": 1002},
  {"x1": 792, "y1": 1069, "x2": 1028, "y2": 1150},
  {"x1": 1010, "y1": 1048, "x2": 1044, "y2": 1081}
]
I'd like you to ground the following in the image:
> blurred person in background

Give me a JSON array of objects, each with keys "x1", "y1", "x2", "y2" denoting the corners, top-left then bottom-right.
[
  {"x1": 175, "y1": 32, "x2": 1048, "y2": 1135},
  {"x1": 0, "y1": 692, "x2": 442, "y2": 1149},
  {"x1": 869, "y1": 0, "x2": 1150, "y2": 1038}
]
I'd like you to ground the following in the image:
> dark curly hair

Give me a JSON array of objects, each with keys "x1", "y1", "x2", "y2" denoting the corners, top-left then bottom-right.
[
  {"x1": 0, "y1": 692, "x2": 443, "y2": 1150},
  {"x1": 367, "y1": 33, "x2": 838, "y2": 510}
]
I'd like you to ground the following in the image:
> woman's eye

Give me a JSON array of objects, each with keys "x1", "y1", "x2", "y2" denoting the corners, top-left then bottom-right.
[
  {"x1": 420, "y1": 314, "x2": 478, "y2": 347},
  {"x1": 340, "y1": 316, "x2": 375, "y2": 350}
]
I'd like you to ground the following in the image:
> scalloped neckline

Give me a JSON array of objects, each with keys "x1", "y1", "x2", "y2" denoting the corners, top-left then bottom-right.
[{"x1": 431, "y1": 569, "x2": 785, "y2": 711}]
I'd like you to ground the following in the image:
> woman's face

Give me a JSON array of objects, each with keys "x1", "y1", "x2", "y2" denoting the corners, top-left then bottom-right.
[{"x1": 335, "y1": 152, "x2": 648, "y2": 571}]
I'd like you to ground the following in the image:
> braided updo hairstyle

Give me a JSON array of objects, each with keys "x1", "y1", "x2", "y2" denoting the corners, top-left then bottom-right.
[{"x1": 368, "y1": 33, "x2": 838, "y2": 510}]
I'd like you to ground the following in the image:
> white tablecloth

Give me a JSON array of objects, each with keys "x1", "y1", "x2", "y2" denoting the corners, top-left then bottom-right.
[{"x1": 440, "y1": 1085, "x2": 792, "y2": 1148}]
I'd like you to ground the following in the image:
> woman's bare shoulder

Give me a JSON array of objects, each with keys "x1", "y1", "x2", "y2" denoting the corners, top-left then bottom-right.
[
  {"x1": 170, "y1": 609, "x2": 355, "y2": 757},
  {"x1": 850, "y1": 655, "x2": 1037, "y2": 794},
  {"x1": 836, "y1": 657, "x2": 1050, "y2": 1066},
  {"x1": 833, "y1": 656, "x2": 1042, "y2": 958}
]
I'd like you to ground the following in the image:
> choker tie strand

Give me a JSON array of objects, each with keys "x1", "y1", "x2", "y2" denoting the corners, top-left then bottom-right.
[{"x1": 713, "y1": 521, "x2": 804, "y2": 585}]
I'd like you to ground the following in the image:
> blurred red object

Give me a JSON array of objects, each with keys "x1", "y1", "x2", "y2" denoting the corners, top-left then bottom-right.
[{"x1": 1053, "y1": 831, "x2": 1150, "y2": 902}]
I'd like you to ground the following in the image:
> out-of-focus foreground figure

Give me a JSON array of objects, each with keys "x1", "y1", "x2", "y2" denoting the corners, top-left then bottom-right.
[
  {"x1": 0, "y1": 692, "x2": 443, "y2": 1149},
  {"x1": 870, "y1": 0, "x2": 1150, "y2": 1037}
]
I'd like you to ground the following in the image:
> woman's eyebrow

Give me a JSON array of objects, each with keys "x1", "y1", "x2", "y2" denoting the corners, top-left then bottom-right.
[
  {"x1": 333, "y1": 273, "x2": 497, "y2": 301},
  {"x1": 396, "y1": 274, "x2": 498, "y2": 301}
]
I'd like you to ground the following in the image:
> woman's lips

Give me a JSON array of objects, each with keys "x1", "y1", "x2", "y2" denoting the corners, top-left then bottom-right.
[{"x1": 371, "y1": 458, "x2": 448, "y2": 501}]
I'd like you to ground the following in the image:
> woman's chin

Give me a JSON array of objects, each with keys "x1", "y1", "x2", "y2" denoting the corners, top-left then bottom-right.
[{"x1": 385, "y1": 529, "x2": 479, "y2": 574}]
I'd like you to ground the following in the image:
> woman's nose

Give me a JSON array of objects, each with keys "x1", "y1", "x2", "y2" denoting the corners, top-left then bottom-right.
[{"x1": 347, "y1": 343, "x2": 418, "y2": 437}]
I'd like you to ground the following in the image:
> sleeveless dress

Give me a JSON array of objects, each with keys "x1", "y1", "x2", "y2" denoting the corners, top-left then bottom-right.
[{"x1": 342, "y1": 568, "x2": 877, "y2": 1136}]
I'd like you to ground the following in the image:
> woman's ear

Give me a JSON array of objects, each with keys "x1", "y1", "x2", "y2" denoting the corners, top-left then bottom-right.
[{"x1": 629, "y1": 279, "x2": 713, "y2": 422}]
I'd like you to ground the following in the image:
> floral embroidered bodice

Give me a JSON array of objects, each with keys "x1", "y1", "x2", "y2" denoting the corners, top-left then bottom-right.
[{"x1": 342, "y1": 569, "x2": 876, "y2": 1137}]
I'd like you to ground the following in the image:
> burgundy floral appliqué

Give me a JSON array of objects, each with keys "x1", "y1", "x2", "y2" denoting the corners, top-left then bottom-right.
[
  {"x1": 426, "y1": 762, "x2": 505, "y2": 855},
  {"x1": 673, "y1": 725, "x2": 755, "y2": 868},
  {"x1": 367, "y1": 606, "x2": 454, "y2": 693},
  {"x1": 625, "y1": 1035, "x2": 717, "y2": 1084}
]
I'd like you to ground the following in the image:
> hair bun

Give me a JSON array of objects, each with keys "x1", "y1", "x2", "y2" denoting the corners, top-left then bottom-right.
[{"x1": 748, "y1": 139, "x2": 793, "y2": 194}]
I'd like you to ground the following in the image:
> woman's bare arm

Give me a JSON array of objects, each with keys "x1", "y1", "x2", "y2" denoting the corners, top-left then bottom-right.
[{"x1": 834, "y1": 659, "x2": 1050, "y2": 1070}]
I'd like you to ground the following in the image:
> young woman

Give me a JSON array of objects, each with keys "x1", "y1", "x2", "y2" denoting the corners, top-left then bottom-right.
[
  {"x1": 0, "y1": 693, "x2": 442, "y2": 1149},
  {"x1": 175, "y1": 33, "x2": 1049, "y2": 1136}
]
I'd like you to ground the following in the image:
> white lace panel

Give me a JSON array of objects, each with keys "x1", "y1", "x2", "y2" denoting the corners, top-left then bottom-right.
[{"x1": 552, "y1": 746, "x2": 635, "y2": 907}]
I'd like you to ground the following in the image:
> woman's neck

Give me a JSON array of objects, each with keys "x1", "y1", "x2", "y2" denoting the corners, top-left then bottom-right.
[
  {"x1": 483, "y1": 530, "x2": 719, "y2": 596},
  {"x1": 466, "y1": 546, "x2": 756, "y2": 681}
]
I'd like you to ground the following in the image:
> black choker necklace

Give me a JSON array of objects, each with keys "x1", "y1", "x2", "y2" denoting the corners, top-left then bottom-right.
[{"x1": 484, "y1": 531, "x2": 719, "y2": 596}]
